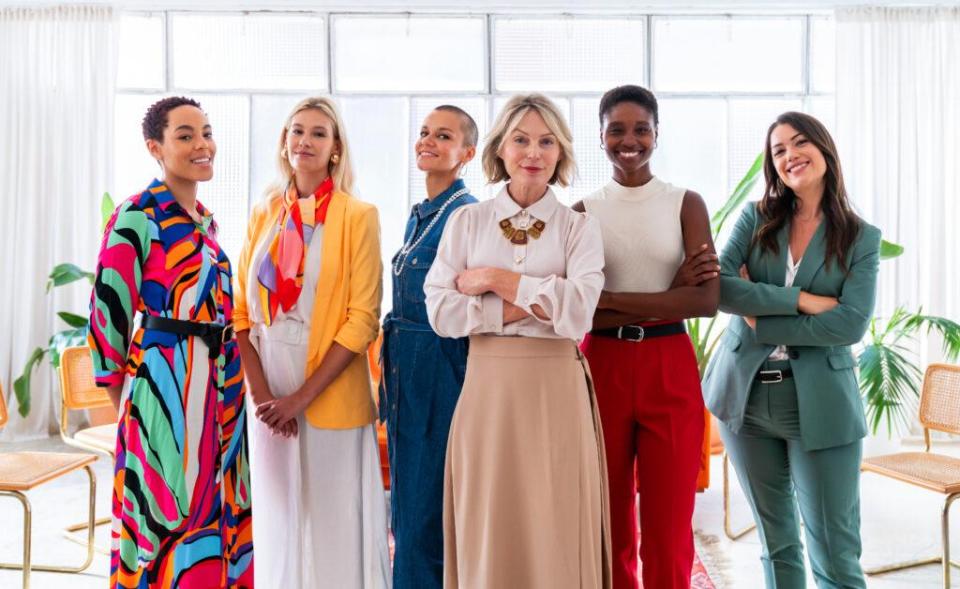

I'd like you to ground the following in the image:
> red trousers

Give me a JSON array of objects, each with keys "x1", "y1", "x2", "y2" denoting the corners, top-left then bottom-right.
[{"x1": 581, "y1": 329, "x2": 704, "y2": 589}]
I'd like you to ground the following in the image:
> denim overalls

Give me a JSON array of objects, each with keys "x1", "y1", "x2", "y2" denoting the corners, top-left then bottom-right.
[{"x1": 380, "y1": 179, "x2": 477, "y2": 589}]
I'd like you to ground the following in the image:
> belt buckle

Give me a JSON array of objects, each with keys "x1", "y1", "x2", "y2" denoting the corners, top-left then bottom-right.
[
  {"x1": 759, "y1": 370, "x2": 783, "y2": 384},
  {"x1": 617, "y1": 325, "x2": 645, "y2": 342},
  {"x1": 220, "y1": 322, "x2": 234, "y2": 344}
]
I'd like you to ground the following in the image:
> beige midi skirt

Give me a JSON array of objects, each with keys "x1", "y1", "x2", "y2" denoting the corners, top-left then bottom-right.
[{"x1": 443, "y1": 335, "x2": 612, "y2": 589}]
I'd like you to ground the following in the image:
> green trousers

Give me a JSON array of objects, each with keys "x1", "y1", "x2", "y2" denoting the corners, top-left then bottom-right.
[{"x1": 720, "y1": 360, "x2": 866, "y2": 589}]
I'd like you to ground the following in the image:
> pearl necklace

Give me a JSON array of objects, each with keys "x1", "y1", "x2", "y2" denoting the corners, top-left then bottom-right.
[{"x1": 392, "y1": 187, "x2": 469, "y2": 276}]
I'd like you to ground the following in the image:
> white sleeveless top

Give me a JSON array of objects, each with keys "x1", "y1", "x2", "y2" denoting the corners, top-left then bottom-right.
[{"x1": 583, "y1": 177, "x2": 686, "y2": 293}]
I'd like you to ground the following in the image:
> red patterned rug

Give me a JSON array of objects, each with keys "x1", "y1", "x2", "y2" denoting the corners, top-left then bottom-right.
[{"x1": 637, "y1": 552, "x2": 716, "y2": 588}]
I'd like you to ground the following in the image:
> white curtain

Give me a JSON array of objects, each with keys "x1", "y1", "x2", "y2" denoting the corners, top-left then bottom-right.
[
  {"x1": 836, "y1": 7, "x2": 960, "y2": 327},
  {"x1": 0, "y1": 6, "x2": 116, "y2": 440}
]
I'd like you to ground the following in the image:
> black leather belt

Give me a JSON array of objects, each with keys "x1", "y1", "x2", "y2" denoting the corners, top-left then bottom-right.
[
  {"x1": 755, "y1": 369, "x2": 793, "y2": 384},
  {"x1": 142, "y1": 316, "x2": 234, "y2": 359},
  {"x1": 590, "y1": 321, "x2": 686, "y2": 343}
]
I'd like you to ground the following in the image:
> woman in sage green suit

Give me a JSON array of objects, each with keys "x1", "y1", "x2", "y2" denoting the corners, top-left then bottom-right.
[{"x1": 703, "y1": 111, "x2": 880, "y2": 589}]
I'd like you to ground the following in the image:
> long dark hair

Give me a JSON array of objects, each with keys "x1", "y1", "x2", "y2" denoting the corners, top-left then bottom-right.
[{"x1": 756, "y1": 111, "x2": 861, "y2": 272}]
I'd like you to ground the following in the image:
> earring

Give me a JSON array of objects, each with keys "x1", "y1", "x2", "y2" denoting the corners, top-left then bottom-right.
[
  {"x1": 281, "y1": 147, "x2": 288, "y2": 157},
  {"x1": 331, "y1": 153, "x2": 340, "y2": 165}
]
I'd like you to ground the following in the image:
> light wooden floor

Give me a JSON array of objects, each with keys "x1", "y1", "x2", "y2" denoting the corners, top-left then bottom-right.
[{"x1": 0, "y1": 437, "x2": 953, "y2": 588}]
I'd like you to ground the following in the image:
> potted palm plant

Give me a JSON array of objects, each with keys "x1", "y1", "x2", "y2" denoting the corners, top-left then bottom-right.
[{"x1": 12, "y1": 192, "x2": 114, "y2": 417}]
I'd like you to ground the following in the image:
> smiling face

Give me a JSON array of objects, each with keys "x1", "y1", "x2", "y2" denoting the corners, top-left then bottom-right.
[
  {"x1": 146, "y1": 105, "x2": 215, "y2": 183},
  {"x1": 498, "y1": 109, "x2": 561, "y2": 190},
  {"x1": 768, "y1": 123, "x2": 828, "y2": 195},
  {"x1": 415, "y1": 109, "x2": 475, "y2": 174},
  {"x1": 284, "y1": 108, "x2": 338, "y2": 180},
  {"x1": 601, "y1": 101, "x2": 656, "y2": 181}
]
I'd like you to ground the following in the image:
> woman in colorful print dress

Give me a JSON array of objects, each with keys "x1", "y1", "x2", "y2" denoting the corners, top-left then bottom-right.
[{"x1": 88, "y1": 96, "x2": 254, "y2": 589}]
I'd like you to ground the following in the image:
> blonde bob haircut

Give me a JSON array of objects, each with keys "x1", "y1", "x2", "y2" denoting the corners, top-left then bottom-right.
[
  {"x1": 482, "y1": 93, "x2": 576, "y2": 187},
  {"x1": 272, "y1": 96, "x2": 355, "y2": 196}
]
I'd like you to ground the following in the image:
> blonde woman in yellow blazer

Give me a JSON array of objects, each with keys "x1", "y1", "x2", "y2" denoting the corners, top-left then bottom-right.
[{"x1": 234, "y1": 97, "x2": 390, "y2": 588}]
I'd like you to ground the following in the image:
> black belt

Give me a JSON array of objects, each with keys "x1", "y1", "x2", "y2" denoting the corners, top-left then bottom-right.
[
  {"x1": 755, "y1": 368, "x2": 793, "y2": 384},
  {"x1": 142, "y1": 316, "x2": 234, "y2": 359},
  {"x1": 590, "y1": 321, "x2": 686, "y2": 343}
]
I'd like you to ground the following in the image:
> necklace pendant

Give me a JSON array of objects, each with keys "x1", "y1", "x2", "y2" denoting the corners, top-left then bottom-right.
[{"x1": 511, "y1": 230, "x2": 528, "y2": 245}]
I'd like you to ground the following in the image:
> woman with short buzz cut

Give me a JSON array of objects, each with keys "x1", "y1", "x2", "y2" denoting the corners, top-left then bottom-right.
[
  {"x1": 381, "y1": 104, "x2": 479, "y2": 589},
  {"x1": 425, "y1": 93, "x2": 612, "y2": 589}
]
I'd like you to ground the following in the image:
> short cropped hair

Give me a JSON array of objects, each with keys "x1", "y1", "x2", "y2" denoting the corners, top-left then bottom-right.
[
  {"x1": 434, "y1": 104, "x2": 479, "y2": 147},
  {"x1": 482, "y1": 93, "x2": 576, "y2": 187},
  {"x1": 142, "y1": 96, "x2": 202, "y2": 142},
  {"x1": 598, "y1": 85, "x2": 659, "y2": 127}
]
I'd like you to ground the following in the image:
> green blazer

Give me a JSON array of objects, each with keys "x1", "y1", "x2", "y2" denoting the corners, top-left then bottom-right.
[{"x1": 702, "y1": 202, "x2": 881, "y2": 451}]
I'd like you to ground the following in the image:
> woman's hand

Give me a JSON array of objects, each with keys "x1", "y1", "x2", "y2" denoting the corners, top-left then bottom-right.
[
  {"x1": 248, "y1": 385, "x2": 276, "y2": 409},
  {"x1": 456, "y1": 268, "x2": 494, "y2": 296},
  {"x1": 739, "y1": 265, "x2": 757, "y2": 329},
  {"x1": 671, "y1": 244, "x2": 720, "y2": 288},
  {"x1": 798, "y1": 292, "x2": 840, "y2": 315},
  {"x1": 256, "y1": 392, "x2": 310, "y2": 434}
]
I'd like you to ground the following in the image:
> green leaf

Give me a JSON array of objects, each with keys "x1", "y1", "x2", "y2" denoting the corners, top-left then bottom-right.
[
  {"x1": 46, "y1": 263, "x2": 94, "y2": 292},
  {"x1": 101, "y1": 191, "x2": 116, "y2": 231},
  {"x1": 879, "y1": 239, "x2": 904, "y2": 260},
  {"x1": 712, "y1": 152, "x2": 764, "y2": 236},
  {"x1": 13, "y1": 347, "x2": 46, "y2": 417},
  {"x1": 48, "y1": 327, "x2": 88, "y2": 369},
  {"x1": 57, "y1": 311, "x2": 88, "y2": 328},
  {"x1": 859, "y1": 341, "x2": 922, "y2": 435}
]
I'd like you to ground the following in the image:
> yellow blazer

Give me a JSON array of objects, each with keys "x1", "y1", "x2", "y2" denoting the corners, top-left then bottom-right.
[{"x1": 234, "y1": 189, "x2": 383, "y2": 429}]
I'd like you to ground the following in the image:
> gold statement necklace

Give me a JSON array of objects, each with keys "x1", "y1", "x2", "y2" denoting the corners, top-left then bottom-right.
[{"x1": 499, "y1": 216, "x2": 546, "y2": 245}]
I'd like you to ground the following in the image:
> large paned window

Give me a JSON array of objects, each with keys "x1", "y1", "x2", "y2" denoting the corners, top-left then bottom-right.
[{"x1": 114, "y1": 11, "x2": 835, "y2": 304}]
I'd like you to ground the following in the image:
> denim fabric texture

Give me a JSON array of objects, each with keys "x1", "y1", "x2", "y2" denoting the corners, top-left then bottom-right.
[{"x1": 381, "y1": 179, "x2": 476, "y2": 589}]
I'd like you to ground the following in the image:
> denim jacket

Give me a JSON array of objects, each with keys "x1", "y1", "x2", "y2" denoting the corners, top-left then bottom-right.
[{"x1": 379, "y1": 179, "x2": 478, "y2": 432}]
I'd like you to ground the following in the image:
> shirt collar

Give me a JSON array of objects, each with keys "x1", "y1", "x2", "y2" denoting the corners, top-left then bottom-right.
[
  {"x1": 148, "y1": 178, "x2": 216, "y2": 232},
  {"x1": 493, "y1": 183, "x2": 561, "y2": 223},
  {"x1": 415, "y1": 178, "x2": 467, "y2": 220}
]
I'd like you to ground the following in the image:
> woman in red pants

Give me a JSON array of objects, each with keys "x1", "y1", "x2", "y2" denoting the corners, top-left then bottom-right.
[{"x1": 574, "y1": 85, "x2": 719, "y2": 589}]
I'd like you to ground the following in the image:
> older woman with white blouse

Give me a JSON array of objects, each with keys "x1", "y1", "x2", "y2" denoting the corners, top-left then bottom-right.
[{"x1": 424, "y1": 93, "x2": 612, "y2": 589}]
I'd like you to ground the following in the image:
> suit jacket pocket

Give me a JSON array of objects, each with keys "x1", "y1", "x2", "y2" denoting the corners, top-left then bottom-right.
[
  {"x1": 827, "y1": 352, "x2": 856, "y2": 370},
  {"x1": 721, "y1": 328, "x2": 742, "y2": 352}
]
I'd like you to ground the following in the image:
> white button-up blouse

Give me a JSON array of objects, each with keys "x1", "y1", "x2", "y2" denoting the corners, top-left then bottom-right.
[{"x1": 424, "y1": 185, "x2": 605, "y2": 341}]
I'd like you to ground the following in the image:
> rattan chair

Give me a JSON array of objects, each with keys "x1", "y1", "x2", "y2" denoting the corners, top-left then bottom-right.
[
  {"x1": 862, "y1": 363, "x2": 960, "y2": 588},
  {"x1": 57, "y1": 346, "x2": 115, "y2": 552},
  {"x1": 0, "y1": 381, "x2": 98, "y2": 589}
]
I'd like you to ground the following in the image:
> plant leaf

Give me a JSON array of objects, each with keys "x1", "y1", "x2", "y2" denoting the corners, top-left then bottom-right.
[
  {"x1": 46, "y1": 263, "x2": 94, "y2": 292},
  {"x1": 57, "y1": 311, "x2": 89, "y2": 328},
  {"x1": 13, "y1": 347, "x2": 47, "y2": 417},
  {"x1": 859, "y1": 342, "x2": 922, "y2": 435},
  {"x1": 48, "y1": 327, "x2": 88, "y2": 369},
  {"x1": 712, "y1": 152, "x2": 764, "y2": 236},
  {"x1": 879, "y1": 239, "x2": 905, "y2": 260},
  {"x1": 101, "y1": 191, "x2": 116, "y2": 232}
]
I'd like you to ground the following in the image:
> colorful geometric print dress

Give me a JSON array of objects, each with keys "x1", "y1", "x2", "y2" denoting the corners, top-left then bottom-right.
[{"x1": 88, "y1": 179, "x2": 254, "y2": 588}]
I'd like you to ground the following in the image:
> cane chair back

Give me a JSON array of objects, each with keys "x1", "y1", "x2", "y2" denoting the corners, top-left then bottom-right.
[
  {"x1": 919, "y1": 364, "x2": 960, "y2": 436},
  {"x1": 58, "y1": 346, "x2": 117, "y2": 457}
]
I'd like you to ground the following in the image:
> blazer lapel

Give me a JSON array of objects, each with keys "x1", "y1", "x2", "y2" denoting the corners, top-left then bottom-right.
[
  {"x1": 763, "y1": 224, "x2": 790, "y2": 286},
  {"x1": 315, "y1": 191, "x2": 346, "y2": 300},
  {"x1": 792, "y1": 220, "x2": 827, "y2": 290}
]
